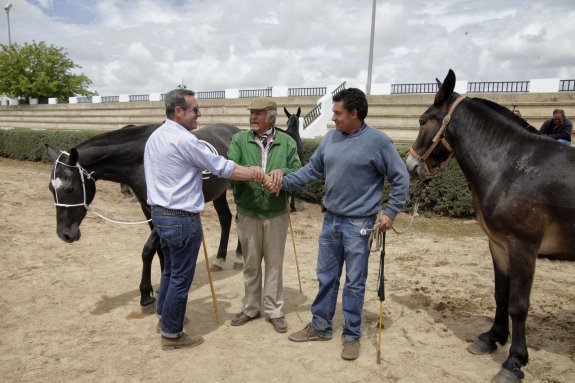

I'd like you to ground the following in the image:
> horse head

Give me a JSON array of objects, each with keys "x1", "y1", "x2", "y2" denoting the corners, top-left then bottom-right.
[
  {"x1": 46, "y1": 144, "x2": 96, "y2": 243},
  {"x1": 284, "y1": 106, "x2": 301, "y2": 133},
  {"x1": 406, "y1": 69, "x2": 462, "y2": 178},
  {"x1": 283, "y1": 106, "x2": 303, "y2": 160}
]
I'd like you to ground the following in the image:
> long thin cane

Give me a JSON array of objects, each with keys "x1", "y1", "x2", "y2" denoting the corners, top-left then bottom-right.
[
  {"x1": 199, "y1": 216, "x2": 221, "y2": 324},
  {"x1": 376, "y1": 230, "x2": 386, "y2": 365},
  {"x1": 285, "y1": 194, "x2": 303, "y2": 293}
]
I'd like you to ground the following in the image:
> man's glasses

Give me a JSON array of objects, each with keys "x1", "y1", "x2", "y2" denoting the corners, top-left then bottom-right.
[{"x1": 182, "y1": 104, "x2": 200, "y2": 114}]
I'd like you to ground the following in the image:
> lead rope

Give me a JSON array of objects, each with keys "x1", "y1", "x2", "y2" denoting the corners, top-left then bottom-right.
[{"x1": 365, "y1": 200, "x2": 419, "y2": 252}]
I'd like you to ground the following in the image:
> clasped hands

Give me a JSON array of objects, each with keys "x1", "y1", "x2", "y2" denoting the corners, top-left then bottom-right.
[{"x1": 248, "y1": 167, "x2": 283, "y2": 195}]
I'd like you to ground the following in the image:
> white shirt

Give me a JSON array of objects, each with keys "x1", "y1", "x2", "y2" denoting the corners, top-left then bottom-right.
[{"x1": 144, "y1": 119, "x2": 235, "y2": 212}]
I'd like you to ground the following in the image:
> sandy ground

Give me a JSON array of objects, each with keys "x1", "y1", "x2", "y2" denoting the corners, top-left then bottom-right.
[{"x1": 0, "y1": 157, "x2": 573, "y2": 383}]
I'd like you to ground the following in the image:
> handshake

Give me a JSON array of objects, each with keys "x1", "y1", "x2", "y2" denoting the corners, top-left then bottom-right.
[{"x1": 249, "y1": 166, "x2": 283, "y2": 195}]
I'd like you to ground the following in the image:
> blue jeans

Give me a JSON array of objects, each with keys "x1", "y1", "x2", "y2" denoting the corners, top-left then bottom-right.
[
  {"x1": 557, "y1": 139, "x2": 571, "y2": 145},
  {"x1": 311, "y1": 212, "x2": 376, "y2": 341},
  {"x1": 152, "y1": 209, "x2": 202, "y2": 338}
]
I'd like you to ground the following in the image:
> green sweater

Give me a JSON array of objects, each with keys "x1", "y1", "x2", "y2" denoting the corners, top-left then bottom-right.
[{"x1": 228, "y1": 129, "x2": 301, "y2": 219}]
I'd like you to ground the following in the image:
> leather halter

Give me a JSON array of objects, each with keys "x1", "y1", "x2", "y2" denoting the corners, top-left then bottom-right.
[{"x1": 409, "y1": 96, "x2": 465, "y2": 174}]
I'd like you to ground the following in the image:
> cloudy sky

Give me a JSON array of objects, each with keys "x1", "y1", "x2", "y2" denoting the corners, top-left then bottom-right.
[{"x1": 3, "y1": 0, "x2": 574, "y2": 96}]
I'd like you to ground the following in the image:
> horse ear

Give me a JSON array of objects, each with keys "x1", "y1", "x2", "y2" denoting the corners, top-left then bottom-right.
[
  {"x1": 434, "y1": 69, "x2": 456, "y2": 105},
  {"x1": 45, "y1": 144, "x2": 59, "y2": 163},
  {"x1": 296, "y1": 107, "x2": 301, "y2": 118},
  {"x1": 284, "y1": 106, "x2": 291, "y2": 118},
  {"x1": 69, "y1": 148, "x2": 79, "y2": 165}
]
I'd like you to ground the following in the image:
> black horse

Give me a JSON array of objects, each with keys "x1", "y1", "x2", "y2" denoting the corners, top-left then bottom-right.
[
  {"x1": 278, "y1": 106, "x2": 303, "y2": 212},
  {"x1": 46, "y1": 123, "x2": 241, "y2": 307},
  {"x1": 406, "y1": 69, "x2": 575, "y2": 383}
]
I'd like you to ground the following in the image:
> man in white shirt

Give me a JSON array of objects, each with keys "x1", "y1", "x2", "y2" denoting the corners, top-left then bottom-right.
[{"x1": 144, "y1": 88, "x2": 267, "y2": 350}]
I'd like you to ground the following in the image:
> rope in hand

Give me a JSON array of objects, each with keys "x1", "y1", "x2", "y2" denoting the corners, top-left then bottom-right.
[{"x1": 365, "y1": 201, "x2": 419, "y2": 250}]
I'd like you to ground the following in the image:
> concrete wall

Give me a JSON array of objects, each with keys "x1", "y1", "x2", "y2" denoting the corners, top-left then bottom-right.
[
  {"x1": 0, "y1": 96, "x2": 318, "y2": 133},
  {"x1": 1, "y1": 93, "x2": 574, "y2": 143}
]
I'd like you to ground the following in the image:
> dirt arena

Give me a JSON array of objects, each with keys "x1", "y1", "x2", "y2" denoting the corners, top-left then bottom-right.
[{"x1": 0, "y1": 157, "x2": 573, "y2": 382}]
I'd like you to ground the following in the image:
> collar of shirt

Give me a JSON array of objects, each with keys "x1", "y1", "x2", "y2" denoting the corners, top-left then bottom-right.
[{"x1": 342, "y1": 122, "x2": 367, "y2": 136}]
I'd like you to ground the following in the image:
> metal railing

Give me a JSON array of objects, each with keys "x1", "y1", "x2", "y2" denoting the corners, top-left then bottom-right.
[
  {"x1": 303, "y1": 104, "x2": 322, "y2": 129},
  {"x1": 392, "y1": 83, "x2": 438, "y2": 94},
  {"x1": 101, "y1": 96, "x2": 119, "y2": 103},
  {"x1": 239, "y1": 87, "x2": 272, "y2": 98},
  {"x1": 468, "y1": 81, "x2": 529, "y2": 93},
  {"x1": 288, "y1": 87, "x2": 327, "y2": 97},
  {"x1": 129, "y1": 94, "x2": 150, "y2": 102},
  {"x1": 331, "y1": 81, "x2": 346, "y2": 96},
  {"x1": 197, "y1": 90, "x2": 225, "y2": 99},
  {"x1": 559, "y1": 79, "x2": 575, "y2": 92}
]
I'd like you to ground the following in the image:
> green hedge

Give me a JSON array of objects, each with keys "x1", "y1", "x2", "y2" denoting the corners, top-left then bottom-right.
[
  {"x1": 0, "y1": 129, "x2": 102, "y2": 162},
  {"x1": 0, "y1": 129, "x2": 475, "y2": 217}
]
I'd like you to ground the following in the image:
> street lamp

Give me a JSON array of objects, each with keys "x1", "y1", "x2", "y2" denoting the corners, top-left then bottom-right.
[
  {"x1": 366, "y1": 0, "x2": 376, "y2": 95},
  {"x1": 4, "y1": 2, "x2": 12, "y2": 45}
]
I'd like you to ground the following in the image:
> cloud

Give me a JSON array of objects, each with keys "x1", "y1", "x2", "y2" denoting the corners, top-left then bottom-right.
[{"x1": 9, "y1": 0, "x2": 575, "y2": 95}]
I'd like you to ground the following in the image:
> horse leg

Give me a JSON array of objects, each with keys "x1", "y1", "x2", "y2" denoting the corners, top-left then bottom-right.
[
  {"x1": 468, "y1": 239, "x2": 510, "y2": 355},
  {"x1": 139, "y1": 228, "x2": 159, "y2": 307},
  {"x1": 493, "y1": 243, "x2": 537, "y2": 383},
  {"x1": 290, "y1": 191, "x2": 297, "y2": 212},
  {"x1": 212, "y1": 191, "x2": 233, "y2": 260}
]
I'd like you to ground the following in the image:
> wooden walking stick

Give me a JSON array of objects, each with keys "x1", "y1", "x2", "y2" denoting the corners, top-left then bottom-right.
[
  {"x1": 286, "y1": 194, "x2": 303, "y2": 293},
  {"x1": 199, "y1": 216, "x2": 221, "y2": 324}
]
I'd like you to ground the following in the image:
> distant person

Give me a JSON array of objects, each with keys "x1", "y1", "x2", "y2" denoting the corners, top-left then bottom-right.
[
  {"x1": 144, "y1": 88, "x2": 269, "y2": 350},
  {"x1": 511, "y1": 108, "x2": 522, "y2": 117},
  {"x1": 227, "y1": 98, "x2": 301, "y2": 334},
  {"x1": 539, "y1": 109, "x2": 572, "y2": 145}
]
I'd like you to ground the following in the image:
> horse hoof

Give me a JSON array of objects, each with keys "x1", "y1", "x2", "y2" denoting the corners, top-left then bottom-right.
[
  {"x1": 492, "y1": 368, "x2": 524, "y2": 383},
  {"x1": 467, "y1": 338, "x2": 495, "y2": 355},
  {"x1": 140, "y1": 295, "x2": 156, "y2": 308}
]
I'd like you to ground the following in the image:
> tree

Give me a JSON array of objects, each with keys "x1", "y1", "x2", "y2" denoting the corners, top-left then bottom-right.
[{"x1": 0, "y1": 41, "x2": 96, "y2": 103}]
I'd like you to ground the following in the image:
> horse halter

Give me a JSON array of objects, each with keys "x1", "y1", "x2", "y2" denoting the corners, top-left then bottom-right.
[
  {"x1": 51, "y1": 151, "x2": 94, "y2": 209},
  {"x1": 409, "y1": 96, "x2": 465, "y2": 175}
]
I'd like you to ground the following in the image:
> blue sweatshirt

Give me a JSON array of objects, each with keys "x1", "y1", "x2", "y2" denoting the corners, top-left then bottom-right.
[{"x1": 282, "y1": 123, "x2": 409, "y2": 218}]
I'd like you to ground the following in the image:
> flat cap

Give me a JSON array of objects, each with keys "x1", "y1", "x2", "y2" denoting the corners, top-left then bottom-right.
[{"x1": 247, "y1": 98, "x2": 277, "y2": 111}]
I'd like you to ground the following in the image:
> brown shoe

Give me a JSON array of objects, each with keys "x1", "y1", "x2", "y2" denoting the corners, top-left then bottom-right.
[
  {"x1": 268, "y1": 316, "x2": 288, "y2": 333},
  {"x1": 288, "y1": 323, "x2": 332, "y2": 342},
  {"x1": 230, "y1": 312, "x2": 260, "y2": 326},
  {"x1": 341, "y1": 339, "x2": 360, "y2": 360},
  {"x1": 161, "y1": 333, "x2": 204, "y2": 350}
]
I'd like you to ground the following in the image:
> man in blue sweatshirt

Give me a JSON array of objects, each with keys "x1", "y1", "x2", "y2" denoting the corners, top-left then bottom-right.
[{"x1": 277, "y1": 88, "x2": 409, "y2": 360}]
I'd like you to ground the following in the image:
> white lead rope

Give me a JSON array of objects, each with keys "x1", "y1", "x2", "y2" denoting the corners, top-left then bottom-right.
[{"x1": 85, "y1": 207, "x2": 152, "y2": 225}]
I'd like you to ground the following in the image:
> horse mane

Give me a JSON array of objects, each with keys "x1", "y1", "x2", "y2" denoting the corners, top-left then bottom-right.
[
  {"x1": 472, "y1": 98, "x2": 540, "y2": 135},
  {"x1": 76, "y1": 123, "x2": 161, "y2": 149},
  {"x1": 71, "y1": 123, "x2": 162, "y2": 168}
]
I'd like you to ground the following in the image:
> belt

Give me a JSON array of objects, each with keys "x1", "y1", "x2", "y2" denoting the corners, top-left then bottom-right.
[{"x1": 151, "y1": 205, "x2": 198, "y2": 216}]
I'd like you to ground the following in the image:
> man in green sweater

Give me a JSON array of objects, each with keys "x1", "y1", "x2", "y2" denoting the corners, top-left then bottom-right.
[{"x1": 228, "y1": 98, "x2": 301, "y2": 333}]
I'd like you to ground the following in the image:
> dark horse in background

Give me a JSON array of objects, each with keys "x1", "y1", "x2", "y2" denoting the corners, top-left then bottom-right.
[
  {"x1": 406, "y1": 70, "x2": 575, "y2": 383},
  {"x1": 278, "y1": 106, "x2": 303, "y2": 212},
  {"x1": 46, "y1": 123, "x2": 241, "y2": 307}
]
